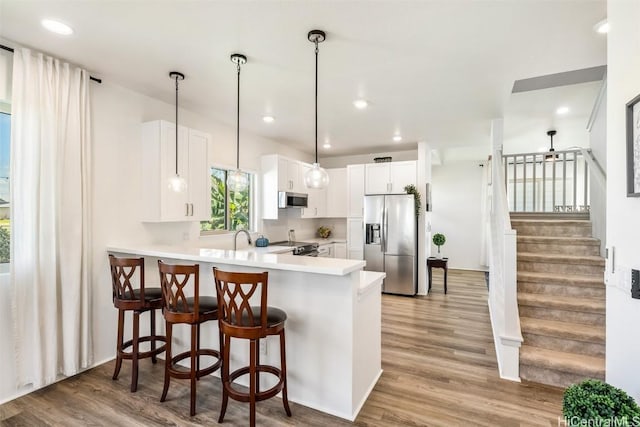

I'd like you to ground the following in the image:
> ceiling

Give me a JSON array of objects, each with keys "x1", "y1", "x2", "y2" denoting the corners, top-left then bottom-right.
[{"x1": 0, "y1": 0, "x2": 607, "y2": 157}]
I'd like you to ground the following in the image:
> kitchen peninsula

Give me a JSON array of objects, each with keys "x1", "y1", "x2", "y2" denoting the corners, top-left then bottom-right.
[{"x1": 107, "y1": 244, "x2": 384, "y2": 421}]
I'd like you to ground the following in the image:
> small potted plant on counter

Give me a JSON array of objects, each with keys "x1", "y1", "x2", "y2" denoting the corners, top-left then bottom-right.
[
  {"x1": 317, "y1": 226, "x2": 332, "y2": 239},
  {"x1": 432, "y1": 233, "x2": 446, "y2": 257}
]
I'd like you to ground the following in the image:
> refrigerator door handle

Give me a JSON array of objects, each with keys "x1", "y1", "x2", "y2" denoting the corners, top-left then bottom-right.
[
  {"x1": 383, "y1": 206, "x2": 389, "y2": 252},
  {"x1": 381, "y1": 207, "x2": 386, "y2": 252}
]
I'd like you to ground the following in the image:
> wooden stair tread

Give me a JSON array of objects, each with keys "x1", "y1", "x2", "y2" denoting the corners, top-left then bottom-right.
[
  {"x1": 518, "y1": 293, "x2": 605, "y2": 313},
  {"x1": 517, "y1": 271, "x2": 604, "y2": 287},
  {"x1": 516, "y1": 235, "x2": 599, "y2": 245},
  {"x1": 520, "y1": 345, "x2": 605, "y2": 377},
  {"x1": 520, "y1": 317, "x2": 604, "y2": 343},
  {"x1": 518, "y1": 252, "x2": 605, "y2": 266}
]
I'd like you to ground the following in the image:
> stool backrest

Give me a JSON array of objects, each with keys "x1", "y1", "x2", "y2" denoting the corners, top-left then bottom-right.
[
  {"x1": 109, "y1": 255, "x2": 146, "y2": 309},
  {"x1": 158, "y1": 261, "x2": 200, "y2": 323},
  {"x1": 213, "y1": 268, "x2": 268, "y2": 337}
]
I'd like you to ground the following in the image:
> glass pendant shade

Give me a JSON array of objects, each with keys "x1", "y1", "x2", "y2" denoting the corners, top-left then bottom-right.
[
  {"x1": 304, "y1": 163, "x2": 329, "y2": 189},
  {"x1": 168, "y1": 174, "x2": 187, "y2": 192},
  {"x1": 227, "y1": 169, "x2": 248, "y2": 192}
]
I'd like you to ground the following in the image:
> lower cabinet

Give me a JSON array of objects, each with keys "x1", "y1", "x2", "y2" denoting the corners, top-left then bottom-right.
[{"x1": 334, "y1": 242, "x2": 347, "y2": 259}]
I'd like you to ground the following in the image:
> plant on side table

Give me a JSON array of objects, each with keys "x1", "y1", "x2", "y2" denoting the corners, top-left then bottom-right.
[
  {"x1": 562, "y1": 379, "x2": 640, "y2": 427},
  {"x1": 432, "y1": 233, "x2": 446, "y2": 257}
]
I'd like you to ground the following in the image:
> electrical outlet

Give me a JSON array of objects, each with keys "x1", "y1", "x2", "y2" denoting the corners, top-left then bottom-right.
[
  {"x1": 182, "y1": 232, "x2": 190, "y2": 241},
  {"x1": 631, "y1": 269, "x2": 640, "y2": 299},
  {"x1": 259, "y1": 339, "x2": 267, "y2": 356}
]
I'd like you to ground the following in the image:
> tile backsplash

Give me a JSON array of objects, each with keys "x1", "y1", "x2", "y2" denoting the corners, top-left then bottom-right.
[{"x1": 261, "y1": 209, "x2": 346, "y2": 241}]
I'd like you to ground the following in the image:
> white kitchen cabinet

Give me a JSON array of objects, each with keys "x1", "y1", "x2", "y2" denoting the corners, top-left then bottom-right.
[
  {"x1": 347, "y1": 164, "x2": 365, "y2": 218},
  {"x1": 142, "y1": 120, "x2": 210, "y2": 222},
  {"x1": 262, "y1": 154, "x2": 308, "y2": 220},
  {"x1": 334, "y1": 242, "x2": 347, "y2": 259},
  {"x1": 325, "y1": 168, "x2": 347, "y2": 218},
  {"x1": 300, "y1": 163, "x2": 327, "y2": 219},
  {"x1": 347, "y1": 217, "x2": 364, "y2": 260},
  {"x1": 364, "y1": 161, "x2": 417, "y2": 194}
]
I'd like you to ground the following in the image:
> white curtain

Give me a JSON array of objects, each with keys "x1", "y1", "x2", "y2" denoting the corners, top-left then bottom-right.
[{"x1": 10, "y1": 48, "x2": 92, "y2": 388}]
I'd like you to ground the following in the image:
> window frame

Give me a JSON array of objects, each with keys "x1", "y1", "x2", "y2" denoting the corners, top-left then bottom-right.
[{"x1": 200, "y1": 165, "x2": 257, "y2": 235}]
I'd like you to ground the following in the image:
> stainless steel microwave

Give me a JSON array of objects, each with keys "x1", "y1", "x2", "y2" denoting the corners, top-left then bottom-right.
[{"x1": 278, "y1": 191, "x2": 308, "y2": 208}]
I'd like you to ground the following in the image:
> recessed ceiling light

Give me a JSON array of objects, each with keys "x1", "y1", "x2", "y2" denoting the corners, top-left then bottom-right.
[
  {"x1": 556, "y1": 106, "x2": 570, "y2": 115},
  {"x1": 353, "y1": 99, "x2": 368, "y2": 109},
  {"x1": 262, "y1": 115, "x2": 275, "y2": 123},
  {"x1": 393, "y1": 135, "x2": 402, "y2": 142},
  {"x1": 594, "y1": 19, "x2": 609, "y2": 34},
  {"x1": 41, "y1": 19, "x2": 74, "y2": 35},
  {"x1": 323, "y1": 143, "x2": 331, "y2": 149}
]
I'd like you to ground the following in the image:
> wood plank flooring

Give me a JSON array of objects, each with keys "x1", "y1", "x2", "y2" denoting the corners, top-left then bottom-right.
[{"x1": 0, "y1": 270, "x2": 564, "y2": 426}]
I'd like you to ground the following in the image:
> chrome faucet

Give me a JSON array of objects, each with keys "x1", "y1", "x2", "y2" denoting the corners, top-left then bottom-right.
[{"x1": 233, "y1": 229, "x2": 252, "y2": 251}]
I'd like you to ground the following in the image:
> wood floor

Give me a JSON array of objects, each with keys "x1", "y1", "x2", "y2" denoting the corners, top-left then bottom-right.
[{"x1": 0, "y1": 270, "x2": 564, "y2": 426}]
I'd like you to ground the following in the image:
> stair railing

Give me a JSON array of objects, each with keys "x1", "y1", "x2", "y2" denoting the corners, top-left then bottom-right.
[
  {"x1": 488, "y1": 148, "x2": 522, "y2": 381},
  {"x1": 502, "y1": 149, "x2": 591, "y2": 213}
]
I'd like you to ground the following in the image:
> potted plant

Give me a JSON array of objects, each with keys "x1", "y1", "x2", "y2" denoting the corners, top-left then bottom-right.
[
  {"x1": 317, "y1": 226, "x2": 332, "y2": 239},
  {"x1": 432, "y1": 233, "x2": 446, "y2": 257},
  {"x1": 562, "y1": 379, "x2": 640, "y2": 427}
]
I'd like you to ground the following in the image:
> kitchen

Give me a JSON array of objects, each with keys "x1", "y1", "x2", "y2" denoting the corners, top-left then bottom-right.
[{"x1": 0, "y1": 0, "x2": 610, "y2": 425}]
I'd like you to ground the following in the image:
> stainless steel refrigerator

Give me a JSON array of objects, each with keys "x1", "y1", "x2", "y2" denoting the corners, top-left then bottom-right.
[{"x1": 364, "y1": 194, "x2": 417, "y2": 295}]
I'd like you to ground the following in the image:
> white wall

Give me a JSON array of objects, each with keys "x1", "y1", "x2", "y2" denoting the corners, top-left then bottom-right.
[
  {"x1": 431, "y1": 160, "x2": 487, "y2": 271},
  {"x1": 605, "y1": 0, "x2": 640, "y2": 402},
  {"x1": 0, "y1": 76, "x2": 313, "y2": 403}
]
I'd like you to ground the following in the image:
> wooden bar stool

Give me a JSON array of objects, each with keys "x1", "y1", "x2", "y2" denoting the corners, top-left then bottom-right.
[
  {"x1": 109, "y1": 255, "x2": 167, "y2": 392},
  {"x1": 157, "y1": 260, "x2": 222, "y2": 416},
  {"x1": 213, "y1": 268, "x2": 292, "y2": 427}
]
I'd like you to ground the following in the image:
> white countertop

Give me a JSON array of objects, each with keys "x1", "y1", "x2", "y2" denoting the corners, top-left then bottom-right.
[{"x1": 107, "y1": 244, "x2": 365, "y2": 276}]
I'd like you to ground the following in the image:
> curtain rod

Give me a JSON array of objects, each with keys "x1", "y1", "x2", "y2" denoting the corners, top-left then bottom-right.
[{"x1": 0, "y1": 43, "x2": 102, "y2": 84}]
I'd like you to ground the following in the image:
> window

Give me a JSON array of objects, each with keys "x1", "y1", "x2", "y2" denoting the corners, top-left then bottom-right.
[
  {"x1": 0, "y1": 112, "x2": 9, "y2": 264},
  {"x1": 200, "y1": 167, "x2": 253, "y2": 233}
]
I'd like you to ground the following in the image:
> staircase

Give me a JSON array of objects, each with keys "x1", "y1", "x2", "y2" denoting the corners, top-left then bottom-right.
[{"x1": 512, "y1": 215, "x2": 605, "y2": 388}]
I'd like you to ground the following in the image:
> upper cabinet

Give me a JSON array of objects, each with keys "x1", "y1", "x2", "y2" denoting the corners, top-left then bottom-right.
[
  {"x1": 262, "y1": 154, "x2": 310, "y2": 219},
  {"x1": 325, "y1": 168, "x2": 347, "y2": 218},
  {"x1": 347, "y1": 164, "x2": 365, "y2": 217},
  {"x1": 365, "y1": 160, "x2": 417, "y2": 194},
  {"x1": 141, "y1": 120, "x2": 211, "y2": 222}
]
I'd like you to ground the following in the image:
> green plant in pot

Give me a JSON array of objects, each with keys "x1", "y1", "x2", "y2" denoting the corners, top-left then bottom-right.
[
  {"x1": 563, "y1": 379, "x2": 640, "y2": 426},
  {"x1": 432, "y1": 233, "x2": 446, "y2": 257},
  {"x1": 317, "y1": 226, "x2": 332, "y2": 239}
]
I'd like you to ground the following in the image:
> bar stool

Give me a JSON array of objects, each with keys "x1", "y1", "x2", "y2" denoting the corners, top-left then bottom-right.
[
  {"x1": 109, "y1": 254, "x2": 167, "y2": 392},
  {"x1": 213, "y1": 268, "x2": 292, "y2": 427},
  {"x1": 157, "y1": 260, "x2": 222, "y2": 416}
]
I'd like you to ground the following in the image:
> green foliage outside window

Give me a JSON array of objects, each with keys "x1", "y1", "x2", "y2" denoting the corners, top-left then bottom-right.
[
  {"x1": 0, "y1": 226, "x2": 9, "y2": 263},
  {"x1": 200, "y1": 167, "x2": 251, "y2": 232}
]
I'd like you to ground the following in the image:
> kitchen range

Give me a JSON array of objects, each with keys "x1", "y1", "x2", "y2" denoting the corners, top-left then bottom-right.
[{"x1": 270, "y1": 240, "x2": 320, "y2": 256}]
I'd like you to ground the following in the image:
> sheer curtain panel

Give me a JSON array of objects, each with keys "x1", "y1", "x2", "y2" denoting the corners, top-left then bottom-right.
[{"x1": 10, "y1": 48, "x2": 92, "y2": 388}]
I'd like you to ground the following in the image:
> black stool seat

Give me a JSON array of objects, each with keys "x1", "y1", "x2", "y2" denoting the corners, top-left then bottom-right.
[
  {"x1": 231, "y1": 307, "x2": 287, "y2": 327},
  {"x1": 170, "y1": 296, "x2": 218, "y2": 314},
  {"x1": 119, "y1": 287, "x2": 163, "y2": 301}
]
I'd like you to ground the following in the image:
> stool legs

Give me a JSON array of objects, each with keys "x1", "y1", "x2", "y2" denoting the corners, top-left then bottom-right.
[
  {"x1": 160, "y1": 322, "x2": 172, "y2": 403},
  {"x1": 190, "y1": 324, "x2": 197, "y2": 416},
  {"x1": 219, "y1": 333, "x2": 231, "y2": 423},
  {"x1": 150, "y1": 309, "x2": 157, "y2": 364},
  {"x1": 280, "y1": 330, "x2": 292, "y2": 417},
  {"x1": 131, "y1": 311, "x2": 140, "y2": 392},
  {"x1": 112, "y1": 309, "x2": 125, "y2": 381},
  {"x1": 249, "y1": 339, "x2": 257, "y2": 427}
]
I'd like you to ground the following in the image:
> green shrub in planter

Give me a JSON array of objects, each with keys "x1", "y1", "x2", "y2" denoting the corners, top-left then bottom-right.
[{"x1": 563, "y1": 379, "x2": 640, "y2": 426}]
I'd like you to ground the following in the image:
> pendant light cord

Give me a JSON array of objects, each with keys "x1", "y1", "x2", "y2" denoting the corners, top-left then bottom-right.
[
  {"x1": 174, "y1": 75, "x2": 179, "y2": 176},
  {"x1": 236, "y1": 61, "x2": 241, "y2": 170},
  {"x1": 314, "y1": 40, "x2": 319, "y2": 164}
]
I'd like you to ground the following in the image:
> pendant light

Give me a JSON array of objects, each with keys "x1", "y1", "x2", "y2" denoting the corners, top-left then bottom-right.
[
  {"x1": 168, "y1": 71, "x2": 187, "y2": 192},
  {"x1": 545, "y1": 130, "x2": 558, "y2": 162},
  {"x1": 227, "y1": 53, "x2": 249, "y2": 192},
  {"x1": 304, "y1": 29, "x2": 330, "y2": 189}
]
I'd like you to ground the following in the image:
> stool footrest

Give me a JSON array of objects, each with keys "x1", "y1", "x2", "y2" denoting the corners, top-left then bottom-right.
[
  {"x1": 226, "y1": 365, "x2": 285, "y2": 402},
  {"x1": 168, "y1": 349, "x2": 222, "y2": 379},
  {"x1": 118, "y1": 335, "x2": 167, "y2": 360}
]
